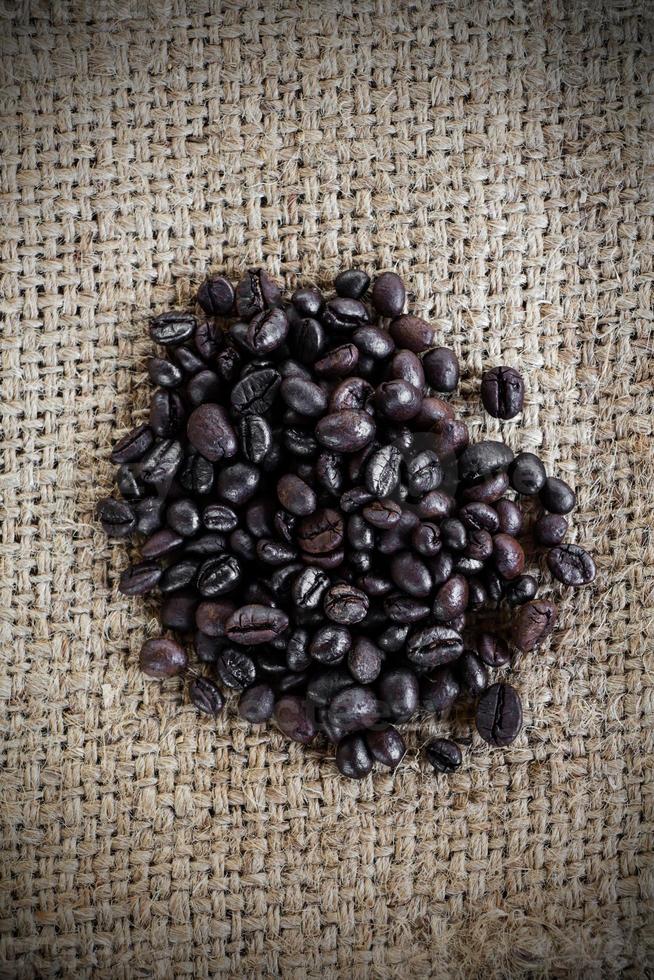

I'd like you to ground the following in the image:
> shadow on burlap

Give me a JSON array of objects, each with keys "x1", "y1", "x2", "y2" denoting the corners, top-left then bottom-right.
[{"x1": 1, "y1": 1, "x2": 653, "y2": 977}]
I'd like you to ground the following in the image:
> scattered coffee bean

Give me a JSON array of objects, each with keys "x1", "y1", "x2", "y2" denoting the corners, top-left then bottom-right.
[
  {"x1": 140, "y1": 638, "x2": 188, "y2": 678},
  {"x1": 540, "y1": 477, "x2": 576, "y2": 514},
  {"x1": 189, "y1": 676, "x2": 224, "y2": 715},
  {"x1": 476, "y1": 683, "x2": 523, "y2": 746},
  {"x1": 513, "y1": 600, "x2": 558, "y2": 652},
  {"x1": 366, "y1": 726, "x2": 405, "y2": 769},
  {"x1": 534, "y1": 514, "x2": 568, "y2": 546},
  {"x1": 481, "y1": 366, "x2": 524, "y2": 419},
  {"x1": 547, "y1": 544, "x2": 596, "y2": 586},
  {"x1": 426, "y1": 738, "x2": 462, "y2": 773}
]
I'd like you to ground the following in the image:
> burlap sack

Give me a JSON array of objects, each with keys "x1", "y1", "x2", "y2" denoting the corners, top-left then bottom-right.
[{"x1": 1, "y1": 1, "x2": 652, "y2": 976}]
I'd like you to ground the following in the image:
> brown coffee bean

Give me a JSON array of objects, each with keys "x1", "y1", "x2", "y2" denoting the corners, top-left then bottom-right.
[{"x1": 139, "y1": 638, "x2": 188, "y2": 678}]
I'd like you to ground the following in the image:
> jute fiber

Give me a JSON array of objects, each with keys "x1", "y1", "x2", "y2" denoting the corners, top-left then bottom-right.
[{"x1": 1, "y1": 1, "x2": 653, "y2": 976}]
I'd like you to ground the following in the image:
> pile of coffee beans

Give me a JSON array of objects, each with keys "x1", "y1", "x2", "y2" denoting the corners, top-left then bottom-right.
[{"x1": 99, "y1": 268, "x2": 595, "y2": 779}]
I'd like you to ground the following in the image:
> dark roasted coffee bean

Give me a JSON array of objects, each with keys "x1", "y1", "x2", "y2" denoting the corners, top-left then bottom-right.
[
  {"x1": 238, "y1": 683, "x2": 275, "y2": 723},
  {"x1": 167, "y1": 498, "x2": 200, "y2": 538},
  {"x1": 412, "y1": 396, "x2": 454, "y2": 430},
  {"x1": 323, "y1": 584, "x2": 369, "y2": 625},
  {"x1": 194, "y1": 319, "x2": 224, "y2": 360},
  {"x1": 196, "y1": 599, "x2": 235, "y2": 637},
  {"x1": 389, "y1": 349, "x2": 425, "y2": 391},
  {"x1": 371, "y1": 271, "x2": 405, "y2": 316},
  {"x1": 314, "y1": 343, "x2": 359, "y2": 379},
  {"x1": 505, "y1": 574, "x2": 538, "y2": 606},
  {"x1": 187, "y1": 404, "x2": 237, "y2": 462},
  {"x1": 418, "y1": 491, "x2": 455, "y2": 520},
  {"x1": 135, "y1": 496, "x2": 165, "y2": 536},
  {"x1": 315, "y1": 452, "x2": 343, "y2": 495},
  {"x1": 454, "y1": 556, "x2": 485, "y2": 577},
  {"x1": 432, "y1": 575, "x2": 468, "y2": 621},
  {"x1": 275, "y1": 695, "x2": 316, "y2": 743},
  {"x1": 481, "y1": 366, "x2": 524, "y2": 419},
  {"x1": 189, "y1": 676, "x2": 224, "y2": 715},
  {"x1": 363, "y1": 498, "x2": 402, "y2": 530},
  {"x1": 391, "y1": 551, "x2": 433, "y2": 598},
  {"x1": 116, "y1": 464, "x2": 144, "y2": 501},
  {"x1": 513, "y1": 599, "x2": 557, "y2": 652},
  {"x1": 246, "y1": 307, "x2": 289, "y2": 354},
  {"x1": 359, "y1": 574, "x2": 394, "y2": 597},
  {"x1": 322, "y1": 297, "x2": 370, "y2": 332},
  {"x1": 231, "y1": 368, "x2": 281, "y2": 416},
  {"x1": 547, "y1": 544, "x2": 596, "y2": 586},
  {"x1": 406, "y1": 450, "x2": 442, "y2": 496},
  {"x1": 534, "y1": 513, "x2": 568, "y2": 546},
  {"x1": 187, "y1": 369, "x2": 222, "y2": 406},
  {"x1": 228, "y1": 530, "x2": 254, "y2": 562},
  {"x1": 97, "y1": 498, "x2": 136, "y2": 538},
  {"x1": 430, "y1": 550, "x2": 454, "y2": 587},
  {"x1": 467, "y1": 577, "x2": 488, "y2": 610},
  {"x1": 540, "y1": 477, "x2": 576, "y2": 514},
  {"x1": 195, "y1": 630, "x2": 222, "y2": 663},
  {"x1": 493, "y1": 533, "x2": 525, "y2": 580},
  {"x1": 328, "y1": 685, "x2": 380, "y2": 734},
  {"x1": 173, "y1": 345, "x2": 205, "y2": 375},
  {"x1": 179, "y1": 451, "x2": 214, "y2": 495},
  {"x1": 366, "y1": 726, "x2": 405, "y2": 769},
  {"x1": 406, "y1": 624, "x2": 463, "y2": 669},
  {"x1": 495, "y1": 498, "x2": 524, "y2": 536},
  {"x1": 257, "y1": 651, "x2": 288, "y2": 677},
  {"x1": 483, "y1": 568, "x2": 505, "y2": 604},
  {"x1": 509, "y1": 452, "x2": 546, "y2": 495},
  {"x1": 142, "y1": 528, "x2": 184, "y2": 559},
  {"x1": 464, "y1": 527, "x2": 493, "y2": 562},
  {"x1": 336, "y1": 734, "x2": 373, "y2": 778},
  {"x1": 384, "y1": 594, "x2": 431, "y2": 624},
  {"x1": 202, "y1": 504, "x2": 239, "y2": 533},
  {"x1": 375, "y1": 380, "x2": 422, "y2": 422},
  {"x1": 303, "y1": 548, "x2": 345, "y2": 570},
  {"x1": 285, "y1": 629, "x2": 311, "y2": 672},
  {"x1": 462, "y1": 471, "x2": 510, "y2": 504},
  {"x1": 459, "y1": 502, "x2": 500, "y2": 533},
  {"x1": 225, "y1": 604, "x2": 289, "y2": 644},
  {"x1": 476, "y1": 683, "x2": 523, "y2": 746},
  {"x1": 315, "y1": 410, "x2": 375, "y2": 453},
  {"x1": 140, "y1": 637, "x2": 188, "y2": 678},
  {"x1": 111, "y1": 424, "x2": 154, "y2": 464},
  {"x1": 441, "y1": 518, "x2": 467, "y2": 552},
  {"x1": 353, "y1": 325, "x2": 395, "y2": 360},
  {"x1": 335, "y1": 269, "x2": 370, "y2": 299},
  {"x1": 426, "y1": 738, "x2": 462, "y2": 773},
  {"x1": 310, "y1": 624, "x2": 351, "y2": 665},
  {"x1": 282, "y1": 427, "x2": 318, "y2": 458},
  {"x1": 197, "y1": 274, "x2": 234, "y2": 316},
  {"x1": 378, "y1": 668, "x2": 419, "y2": 723},
  {"x1": 377, "y1": 623, "x2": 410, "y2": 654},
  {"x1": 196, "y1": 555, "x2": 242, "y2": 597},
  {"x1": 159, "y1": 560, "x2": 198, "y2": 593},
  {"x1": 215, "y1": 344, "x2": 241, "y2": 383},
  {"x1": 184, "y1": 534, "x2": 227, "y2": 557},
  {"x1": 273, "y1": 509, "x2": 296, "y2": 545},
  {"x1": 280, "y1": 376, "x2": 327, "y2": 417},
  {"x1": 292, "y1": 567, "x2": 330, "y2": 609},
  {"x1": 431, "y1": 419, "x2": 469, "y2": 458},
  {"x1": 458, "y1": 651, "x2": 488, "y2": 696},
  {"x1": 269, "y1": 562, "x2": 303, "y2": 599},
  {"x1": 330, "y1": 377, "x2": 374, "y2": 414},
  {"x1": 217, "y1": 462, "x2": 260, "y2": 506},
  {"x1": 289, "y1": 317, "x2": 326, "y2": 363},
  {"x1": 291, "y1": 286, "x2": 323, "y2": 317},
  {"x1": 389, "y1": 314, "x2": 438, "y2": 353},
  {"x1": 235, "y1": 268, "x2": 281, "y2": 319},
  {"x1": 306, "y1": 669, "x2": 353, "y2": 708},
  {"x1": 365, "y1": 445, "x2": 402, "y2": 497},
  {"x1": 423, "y1": 347, "x2": 459, "y2": 392},
  {"x1": 477, "y1": 632, "x2": 511, "y2": 668},
  {"x1": 298, "y1": 508, "x2": 344, "y2": 555},
  {"x1": 274, "y1": 474, "x2": 315, "y2": 517},
  {"x1": 118, "y1": 561, "x2": 162, "y2": 596},
  {"x1": 148, "y1": 357, "x2": 183, "y2": 388},
  {"x1": 459, "y1": 440, "x2": 514, "y2": 484},
  {"x1": 345, "y1": 514, "x2": 374, "y2": 550},
  {"x1": 420, "y1": 667, "x2": 460, "y2": 715},
  {"x1": 216, "y1": 647, "x2": 257, "y2": 689},
  {"x1": 348, "y1": 638, "x2": 383, "y2": 684},
  {"x1": 150, "y1": 311, "x2": 196, "y2": 347}
]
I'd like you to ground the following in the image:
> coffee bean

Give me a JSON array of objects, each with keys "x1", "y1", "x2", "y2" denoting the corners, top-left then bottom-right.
[
  {"x1": 140, "y1": 638, "x2": 188, "y2": 678},
  {"x1": 292, "y1": 286, "x2": 323, "y2": 317},
  {"x1": 366, "y1": 726, "x2": 405, "y2": 769},
  {"x1": 534, "y1": 514, "x2": 568, "y2": 546},
  {"x1": 495, "y1": 498, "x2": 524, "y2": 536},
  {"x1": 217, "y1": 463, "x2": 260, "y2": 506},
  {"x1": 431, "y1": 419, "x2": 469, "y2": 458},
  {"x1": 336, "y1": 734, "x2": 373, "y2": 778},
  {"x1": 141, "y1": 528, "x2": 184, "y2": 559},
  {"x1": 98, "y1": 498, "x2": 136, "y2": 538},
  {"x1": 420, "y1": 667, "x2": 460, "y2": 715},
  {"x1": 328, "y1": 685, "x2": 380, "y2": 734},
  {"x1": 150, "y1": 311, "x2": 196, "y2": 347},
  {"x1": 289, "y1": 317, "x2": 326, "y2": 363},
  {"x1": 189, "y1": 676, "x2": 224, "y2": 715},
  {"x1": 388, "y1": 349, "x2": 424, "y2": 392},
  {"x1": 110, "y1": 424, "x2": 154, "y2": 465},
  {"x1": 418, "y1": 491, "x2": 455, "y2": 521},
  {"x1": 167, "y1": 498, "x2": 201, "y2": 538},
  {"x1": 118, "y1": 561, "x2": 162, "y2": 596},
  {"x1": 391, "y1": 551, "x2": 433, "y2": 598},
  {"x1": 246, "y1": 307, "x2": 289, "y2": 354},
  {"x1": 540, "y1": 477, "x2": 576, "y2": 514},
  {"x1": 195, "y1": 599, "x2": 235, "y2": 637},
  {"x1": 378, "y1": 668, "x2": 419, "y2": 722},
  {"x1": 476, "y1": 683, "x2": 523, "y2": 746},
  {"x1": 464, "y1": 527, "x2": 493, "y2": 562},
  {"x1": 173, "y1": 345, "x2": 205, "y2": 375},
  {"x1": 315, "y1": 452, "x2": 344, "y2": 495},
  {"x1": 547, "y1": 544, "x2": 595, "y2": 586},
  {"x1": 216, "y1": 647, "x2": 257, "y2": 689},
  {"x1": 353, "y1": 325, "x2": 395, "y2": 360},
  {"x1": 334, "y1": 269, "x2": 370, "y2": 299},
  {"x1": 148, "y1": 357, "x2": 183, "y2": 388},
  {"x1": 185, "y1": 534, "x2": 229, "y2": 558},
  {"x1": 364, "y1": 445, "x2": 402, "y2": 497},
  {"x1": 238, "y1": 683, "x2": 275, "y2": 723},
  {"x1": 513, "y1": 599, "x2": 557, "y2": 652},
  {"x1": 322, "y1": 584, "x2": 368, "y2": 625},
  {"x1": 194, "y1": 630, "x2": 222, "y2": 662},
  {"x1": 231, "y1": 368, "x2": 281, "y2": 416},
  {"x1": 459, "y1": 502, "x2": 500, "y2": 533},
  {"x1": 423, "y1": 348, "x2": 460, "y2": 392},
  {"x1": 280, "y1": 376, "x2": 328, "y2": 418},
  {"x1": 509, "y1": 452, "x2": 546, "y2": 495},
  {"x1": 297, "y1": 508, "x2": 344, "y2": 555},
  {"x1": 348, "y1": 638, "x2": 383, "y2": 684},
  {"x1": 504, "y1": 574, "x2": 538, "y2": 606},
  {"x1": 430, "y1": 550, "x2": 454, "y2": 587},
  {"x1": 389, "y1": 315, "x2": 438, "y2": 353},
  {"x1": 441, "y1": 518, "x2": 467, "y2": 552},
  {"x1": 187, "y1": 404, "x2": 237, "y2": 462},
  {"x1": 116, "y1": 464, "x2": 144, "y2": 501},
  {"x1": 197, "y1": 274, "x2": 234, "y2": 316},
  {"x1": 194, "y1": 319, "x2": 224, "y2": 360},
  {"x1": 276, "y1": 474, "x2": 317, "y2": 517},
  {"x1": 481, "y1": 366, "x2": 524, "y2": 419},
  {"x1": 315, "y1": 410, "x2": 375, "y2": 453},
  {"x1": 314, "y1": 343, "x2": 359, "y2": 378},
  {"x1": 457, "y1": 651, "x2": 488, "y2": 696},
  {"x1": 406, "y1": 450, "x2": 442, "y2": 497},
  {"x1": 372, "y1": 272, "x2": 406, "y2": 317},
  {"x1": 179, "y1": 451, "x2": 214, "y2": 495},
  {"x1": 406, "y1": 624, "x2": 463, "y2": 668},
  {"x1": 235, "y1": 268, "x2": 281, "y2": 319},
  {"x1": 426, "y1": 738, "x2": 462, "y2": 773},
  {"x1": 310, "y1": 624, "x2": 351, "y2": 664},
  {"x1": 459, "y1": 441, "x2": 514, "y2": 484},
  {"x1": 274, "y1": 695, "x2": 317, "y2": 743},
  {"x1": 477, "y1": 632, "x2": 511, "y2": 668},
  {"x1": 412, "y1": 396, "x2": 454, "y2": 431},
  {"x1": 461, "y1": 471, "x2": 510, "y2": 504},
  {"x1": 375, "y1": 380, "x2": 422, "y2": 421},
  {"x1": 493, "y1": 534, "x2": 525, "y2": 580},
  {"x1": 197, "y1": 555, "x2": 242, "y2": 597},
  {"x1": 432, "y1": 575, "x2": 469, "y2": 621},
  {"x1": 225, "y1": 604, "x2": 289, "y2": 645}
]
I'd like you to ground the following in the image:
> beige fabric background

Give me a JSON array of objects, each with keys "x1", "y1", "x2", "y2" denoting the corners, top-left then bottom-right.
[{"x1": 1, "y1": 1, "x2": 653, "y2": 976}]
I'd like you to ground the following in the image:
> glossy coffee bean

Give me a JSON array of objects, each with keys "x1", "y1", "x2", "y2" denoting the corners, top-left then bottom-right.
[
  {"x1": 292, "y1": 286, "x2": 324, "y2": 317},
  {"x1": 391, "y1": 551, "x2": 433, "y2": 598},
  {"x1": 441, "y1": 518, "x2": 467, "y2": 552},
  {"x1": 289, "y1": 317, "x2": 326, "y2": 364},
  {"x1": 149, "y1": 311, "x2": 196, "y2": 347},
  {"x1": 277, "y1": 474, "x2": 317, "y2": 516},
  {"x1": 140, "y1": 638, "x2": 188, "y2": 678},
  {"x1": 461, "y1": 472, "x2": 510, "y2": 504},
  {"x1": 389, "y1": 315, "x2": 438, "y2": 353},
  {"x1": 336, "y1": 734, "x2": 373, "y2": 778},
  {"x1": 372, "y1": 272, "x2": 405, "y2": 317},
  {"x1": 225, "y1": 604, "x2": 289, "y2": 644},
  {"x1": 540, "y1": 477, "x2": 576, "y2": 514},
  {"x1": 476, "y1": 683, "x2": 523, "y2": 746},
  {"x1": 406, "y1": 451, "x2": 442, "y2": 496},
  {"x1": 375, "y1": 380, "x2": 422, "y2": 421},
  {"x1": 235, "y1": 268, "x2": 281, "y2": 320},
  {"x1": 196, "y1": 555, "x2": 242, "y2": 597},
  {"x1": 167, "y1": 498, "x2": 201, "y2": 537},
  {"x1": 322, "y1": 297, "x2": 370, "y2": 332},
  {"x1": 195, "y1": 599, "x2": 235, "y2": 637},
  {"x1": 189, "y1": 676, "x2": 224, "y2": 715},
  {"x1": 160, "y1": 593, "x2": 198, "y2": 632},
  {"x1": 179, "y1": 451, "x2": 213, "y2": 495},
  {"x1": 334, "y1": 269, "x2": 370, "y2": 299},
  {"x1": 197, "y1": 274, "x2": 234, "y2": 316},
  {"x1": 348, "y1": 638, "x2": 383, "y2": 684},
  {"x1": 231, "y1": 368, "x2": 282, "y2": 416},
  {"x1": 509, "y1": 452, "x2": 546, "y2": 495},
  {"x1": 420, "y1": 667, "x2": 460, "y2": 715},
  {"x1": 238, "y1": 683, "x2": 275, "y2": 723},
  {"x1": 292, "y1": 567, "x2": 330, "y2": 609},
  {"x1": 423, "y1": 347, "x2": 459, "y2": 392},
  {"x1": 187, "y1": 404, "x2": 237, "y2": 462},
  {"x1": 116, "y1": 465, "x2": 144, "y2": 501},
  {"x1": 274, "y1": 696, "x2": 317, "y2": 743},
  {"x1": 310, "y1": 624, "x2": 351, "y2": 664},
  {"x1": 148, "y1": 357, "x2": 183, "y2": 388},
  {"x1": 464, "y1": 527, "x2": 493, "y2": 562},
  {"x1": 187, "y1": 369, "x2": 221, "y2": 406},
  {"x1": 426, "y1": 738, "x2": 462, "y2": 773},
  {"x1": 110, "y1": 424, "x2": 154, "y2": 465},
  {"x1": 459, "y1": 440, "x2": 514, "y2": 484},
  {"x1": 481, "y1": 366, "x2": 524, "y2": 419},
  {"x1": 406, "y1": 625, "x2": 463, "y2": 669},
  {"x1": 194, "y1": 319, "x2": 224, "y2": 360},
  {"x1": 418, "y1": 491, "x2": 455, "y2": 521},
  {"x1": 328, "y1": 685, "x2": 380, "y2": 734},
  {"x1": 217, "y1": 463, "x2": 260, "y2": 506},
  {"x1": 504, "y1": 574, "x2": 538, "y2": 606},
  {"x1": 315, "y1": 410, "x2": 375, "y2": 453},
  {"x1": 238, "y1": 415, "x2": 273, "y2": 464},
  {"x1": 118, "y1": 561, "x2": 162, "y2": 596},
  {"x1": 389, "y1": 349, "x2": 425, "y2": 391},
  {"x1": 297, "y1": 508, "x2": 344, "y2": 555},
  {"x1": 363, "y1": 498, "x2": 402, "y2": 530},
  {"x1": 323, "y1": 584, "x2": 369, "y2": 625},
  {"x1": 159, "y1": 560, "x2": 198, "y2": 593},
  {"x1": 432, "y1": 575, "x2": 468, "y2": 621},
  {"x1": 457, "y1": 651, "x2": 488, "y2": 696},
  {"x1": 353, "y1": 325, "x2": 395, "y2": 360},
  {"x1": 280, "y1": 376, "x2": 328, "y2": 417},
  {"x1": 410, "y1": 522, "x2": 442, "y2": 557},
  {"x1": 365, "y1": 445, "x2": 402, "y2": 497},
  {"x1": 366, "y1": 726, "x2": 405, "y2": 769},
  {"x1": 431, "y1": 419, "x2": 469, "y2": 458},
  {"x1": 378, "y1": 668, "x2": 419, "y2": 723},
  {"x1": 477, "y1": 632, "x2": 511, "y2": 668},
  {"x1": 98, "y1": 498, "x2": 136, "y2": 538},
  {"x1": 216, "y1": 647, "x2": 257, "y2": 689},
  {"x1": 493, "y1": 533, "x2": 525, "y2": 580},
  {"x1": 430, "y1": 550, "x2": 454, "y2": 587},
  {"x1": 534, "y1": 514, "x2": 568, "y2": 546},
  {"x1": 247, "y1": 307, "x2": 289, "y2": 355},
  {"x1": 513, "y1": 599, "x2": 558, "y2": 652},
  {"x1": 547, "y1": 544, "x2": 595, "y2": 586},
  {"x1": 194, "y1": 630, "x2": 223, "y2": 663},
  {"x1": 495, "y1": 499, "x2": 523, "y2": 536}
]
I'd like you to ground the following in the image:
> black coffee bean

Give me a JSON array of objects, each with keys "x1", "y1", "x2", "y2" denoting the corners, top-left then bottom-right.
[
  {"x1": 282, "y1": 427, "x2": 317, "y2": 458},
  {"x1": 412, "y1": 396, "x2": 454, "y2": 431},
  {"x1": 328, "y1": 685, "x2": 380, "y2": 734},
  {"x1": 481, "y1": 366, "x2": 524, "y2": 419},
  {"x1": 173, "y1": 345, "x2": 205, "y2": 375},
  {"x1": 187, "y1": 404, "x2": 237, "y2": 463},
  {"x1": 194, "y1": 630, "x2": 223, "y2": 663},
  {"x1": 238, "y1": 683, "x2": 275, "y2": 723},
  {"x1": 189, "y1": 676, "x2": 225, "y2": 715},
  {"x1": 291, "y1": 286, "x2": 323, "y2": 317},
  {"x1": 390, "y1": 551, "x2": 433, "y2": 598},
  {"x1": 323, "y1": 583, "x2": 369, "y2": 625},
  {"x1": 304, "y1": 548, "x2": 345, "y2": 571},
  {"x1": 305, "y1": 669, "x2": 353, "y2": 708},
  {"x1": 389, "y1": 349, "x2": 425, "y2": 391},
  {"x1": 457, "y1": 651, "x2": 488, "y2": 696},
  {"x1": 426, "y1": 738, "x2": 462, "y2": 773},
  {"x1": 149, "y1": 311, "x2": 196, "y2": 347},
  {"x1": 467, "y1": 578, "x2": 488, "y2": 610},
  {"x1": 513, "y1": 599, "x2": 557, "y2": 652},
  {"x1": 406, "y1": 624, "x2": 463, "y2": 669},
  {"x1": 166, "y1": 498, "x2": 200, "y2": 538},
  {"x1": 418, "y1": 491, "x2": 455, "y2": 521},
  {"x1": 216, "y1": 647, "x2": 257, "y2": 689},
  {"x1": 363, "y1": 498, "x2": 402, "y2": 530},
  {"x1": 147, "y1": 357, "x2": 183, "y2": 388},
  {"x1": 461, "y1": 471, "x2": 510, "y2": 504},
  {"x1": 364, "y1": 444, "x2": 402, "y2": 497},
  {"x1": 159, "y1": 559, "x2": 198, "y2": 594},
  {"x1": 430, "y1": 419, "x2": 469, "y2": 458},
  {"x1": 116, "y1": 464, "x2": 144, "y2": 501},
  {"x1": 336, "y1": 734, "x2": 373, "y2": 778},
  {"x1": 310, "y1": 624, "x2": 351, "y2": 664},
  {"x1": 371, "y1": 271, "x2": 405, "y2": 316},
  {"x1": 334, "y1": 269, "x2": 370, "y2": 299},
  {"x1": 228, "y1": 530, "x2": 255, "y2": 562},
  {"x1": 345, "y1": 515, "x2": 374, "y2": 551},
  {"x1": 495, "y1": 498, "x2": 524, "y2": 536},
  {"x1": 322, "y1": 297, "x2": 370, "y2": 332},
  {"x1": 197, "y1": 274, "x2": 234, "y2": 316},
  {"x1": 314, "y1": 343, "x2": 359, "y2": 378},
  {"x1": 118, "y1": 560, "x2": 162, "y2": 596},
  {"x1": 292, "y1": 567, "x2": 330, "y2": 610},
  {"x1": 477, "y1": 632, "x2": 511, "y2": 668},
  {"x1": 215, "y1": 344, "x2": 241, "y2": 383},
  {"x1": 420, "y1": 667, "x2": 460, "y2": 715},
  {"x1": 149, "y1": 389, "x2": 186, "y2": 437},
  {"x1": 534, "y1": 514, "x2": 568, "y2": 546},
  {"x1": 202, "y1": 504, "x2": 238, "y2": 533},
  {"x1": 140, "y1": 528, "x2": 182, "y2": 560},
  {"x1": 453, "y1": 556, "x2": 485, "y2": 577},
  {"x1": 275, "y1": 474, "x2": 316, "y2": 517},
  {"x1": 441, "y1": 518, "x2": 467, "y2": 552},
  {"x1": 405, "y1": 450, "x2": 442, "y2": 497},
  {"x1": 179, "y1": 451, "x2": 214, "y2": 495},
  {"x1": 430, "y1": 550, "x2": 454, "y2": 587},
  {"x1": 217, "y1": 462, "x2": 260, "y2": 506},
  {"x1": 378, "y1": 668, "x2": 419, "y2": 723},
  {"x1": 297, "y1": 508, "x2": 344, "y2": 555},
  {"x1": 389, "y1": 314, "x2": 438, "y2": 353},
  {"x1": 509, "y1": 452, "x2": 546, "y2": 495},
  {"x1": 196, "y1": 555, "x2": 242, "y2": 597},
  {"x1": 348, "y1": 638, "x2": 383, "y2": 684},
  {"x1": 540, "y1": 477, "x2": 576, "y2": 514},
  {"x1": 224, "y1": 604, "x2": 289, "y2": 645},
  {"x1": 476, "y1": 683, "x2": 523, "y2": 746},
  {"x1": 423, "y1": 347, "x2": 459, "y2": 392},
  {"x1": 459, "y1": 502, "x2": 499, "y2": 533},
  {"x1": 288, "y1": 317, "x2": 326, "y2": 364},
  {"x1": 375, "y1": 380, "x2": 422, "y2": 421},
  {"x1": 283, "y1": 629, "x2": 310, "y2": 673},
  {"x1": 140, "y1": 637, "x2": 188, "y2": 678},
  {"x1": 230, "y1": 367, "x2": 281, "y2": 416},
  {"x1": 280, "y1": 376, "x2": 327, "y2": 417},
  {"x1": 547, "y1": 544, "x2": 595, "y2": 586},
  {"x1": 235, "y1": 268, "x2": 281, "y2": 319},
  {"x1": 464, "y1": 527, "x2": 493, "y2": 562},
  {"x1": 194, "y1": 320, "x2": 224, "y2": 361},
  {"x1": 458, "y1": 440, "x2": 514, "y2": 484},
  {"x1": 110, "y1": 424, "x2": 154, "y2": 465},
  {"x1": 493, "y1": 533, "x2": 525, "y2": 580},
  {"x1": 195, "y1": 599, "x2": 235, "y2": 638},
  {"x1": 186, "y1": 369, "x2": 222, "y2": 407},
  {"x1": 329, "y1": 377, "x2": 374, "y2": 415},
  {"x1": 97, "y1": 498, "x2": 136, "y2": 538},
  {"x1": 353, "y1": 325, "x2": 395, "y2": 360},
  {"x1": 359, "y1": 574, "x2": 394, "y2": 597},
  {"x1": 366, "y1": 727, "x2": 405, "y2": 769},
  {"x1": 377, "y1": 623, "x2": 410, "y2": 654},
  {"x1": 504, "y1": 574, "x2": 538, "y2": 606},
  {"x1": 274, "y1": 695, "x2": 317, "y2": 743},
  {"x1": 135, "y1": 496, "x2": 165, "y2": 535},
  {"x1": 384, "y1": 594, "x2": 431, "y2": 624},
  {"x1": 245, "y1": 307, "x2": 288, "y2": 355},
  {"x1": 432, "y1": 575, "x2": 469, "y2": 621},
  {"x1": 315, "y1": 452, "x2": 343, "y2": 495}
]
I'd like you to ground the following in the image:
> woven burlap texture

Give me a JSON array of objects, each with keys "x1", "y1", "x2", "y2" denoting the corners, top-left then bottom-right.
[{"x1": 1, "y1": 1, "x2": 653, "y2": 977}]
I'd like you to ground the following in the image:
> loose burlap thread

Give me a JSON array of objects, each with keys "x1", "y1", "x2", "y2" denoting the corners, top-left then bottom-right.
[{"x1": 1, "y1": 1, "x2": 653, "y2": 976}]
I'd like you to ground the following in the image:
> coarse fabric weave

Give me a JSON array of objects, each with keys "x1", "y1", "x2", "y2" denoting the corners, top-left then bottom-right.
[{"x1": 1, "y1": 1, "x2": 653, "y2": 977}]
